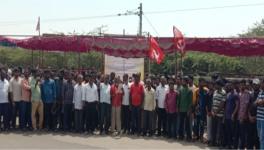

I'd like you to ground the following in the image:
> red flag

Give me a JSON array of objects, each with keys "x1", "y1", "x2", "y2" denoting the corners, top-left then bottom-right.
[
  {"x1": 173, "y1": 26, "x2": 185, "y2": 55},
  {"x1": 149, "y1": 36, "x2": 164, "y2": 64},
  {"x1": 36, "y1": 17, "x2": 40, "y2": 31}
]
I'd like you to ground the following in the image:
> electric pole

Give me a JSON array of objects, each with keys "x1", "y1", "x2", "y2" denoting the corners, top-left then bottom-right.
[
  {"x1": 138, "y1": 3, "x2": 143, "y2": 36},
  {"x1": 117, "y1": 3, "x2": 143, "y2": 36}
]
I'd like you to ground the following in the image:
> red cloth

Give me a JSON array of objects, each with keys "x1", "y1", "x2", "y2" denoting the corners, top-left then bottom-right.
[
  {"x1": 130, "y1": 83, "x2": 144, "y2": 106},
  {"x1": 110, "y1": 85, "x2": 123, "y2": 107},
  {"x1": 1, "y1": 36, "x2": 264, "y2": 57},
  {"x1": 173, "y1": 26, "x2": 185, "y2": 55},
  {"x1": 149, "y1": 36, "x2": 164, "y2": 64}
]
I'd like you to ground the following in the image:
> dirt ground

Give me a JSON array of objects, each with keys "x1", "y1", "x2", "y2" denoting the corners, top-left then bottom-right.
[{"x1": 0, "y1": 131, "x2": 211, "y2": 149}]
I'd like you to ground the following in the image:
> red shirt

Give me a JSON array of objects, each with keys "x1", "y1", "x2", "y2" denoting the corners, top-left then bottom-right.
[
  {"x1": 165, "y1": 90, "x2": 178, "y2": 113},
  {"x1": 110, "y1": 85, "x2": 123, "y2": 107},
  {"x1": 130, "y1": 83, "x2": 144, "y2": 106}
]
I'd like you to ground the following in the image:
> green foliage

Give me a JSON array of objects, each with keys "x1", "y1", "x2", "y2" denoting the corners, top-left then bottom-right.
[
  {"x1": 0, "y1": 47, "x2": 103, "y2": 70},
  {"x1": 239, "y1": 19, "x2": 264, "y2": 37},
  {"x1": 149, "y1": 52, "x2": 247, "y2": 75}
]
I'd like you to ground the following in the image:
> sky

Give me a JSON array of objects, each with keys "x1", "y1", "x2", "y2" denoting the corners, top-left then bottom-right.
[{"x1": 0, "y1": 0, "x2": 263, "y2": 37}]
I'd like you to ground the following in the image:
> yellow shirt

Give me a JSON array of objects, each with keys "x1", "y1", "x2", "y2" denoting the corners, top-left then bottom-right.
[{"x1": 143, "y1": 88, "x2": 156, "y2": 111}]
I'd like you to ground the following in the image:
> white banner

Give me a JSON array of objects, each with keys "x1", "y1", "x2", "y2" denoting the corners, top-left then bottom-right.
[{"x1": 104, "y1": 55, "x2": 144, "y2": 79}]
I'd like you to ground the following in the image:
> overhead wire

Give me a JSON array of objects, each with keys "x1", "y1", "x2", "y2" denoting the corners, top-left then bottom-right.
[
  {"x1": 143, "y1": 14, "x2": 160, "y2": 36},
  {"x1": 144, "y1": 2, "x2": 264, "y2": 14},
  {"x1": 0, "y1": 2, "x2": 263, "y2": 27}
]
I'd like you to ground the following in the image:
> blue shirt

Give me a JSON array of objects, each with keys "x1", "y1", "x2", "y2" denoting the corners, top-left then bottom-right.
[
  {"x1": 225, "y1": 92, "x2": 239, "y2": 120},
  {"x1": 198, "y1": 89, "x2": 207, "y2": 116},
  {"x1": 41, "y1": 79, "x2": 56, "y2": 103}
]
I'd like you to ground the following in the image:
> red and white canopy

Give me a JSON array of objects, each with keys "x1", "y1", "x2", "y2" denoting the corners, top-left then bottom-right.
[{"x1": 1, "y1": 35, "x2": 264, "y2": 58}]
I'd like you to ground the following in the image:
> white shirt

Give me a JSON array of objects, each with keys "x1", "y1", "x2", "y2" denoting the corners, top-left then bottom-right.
[
  {"x1": 0, "y1": 79, "x2": 9, "y2": 103},
  {"x1": 100, "y1": 83, "x2": 111, "y2": 104},
  {"x1": 82, "y1": 83, "x2": 98, "y2": 102},
  {"x1": 156, "y1": 84, "x2": 169, "y2": 108},
  {"x1": 9, "y1": 77, "x2": 22, "y2": 102},
  {"x1": 122, "y1": 83, "x2": 130, "y2": 105},
  {"x1": 73, "y1": 83, "x2": 84, "y2": 110}
]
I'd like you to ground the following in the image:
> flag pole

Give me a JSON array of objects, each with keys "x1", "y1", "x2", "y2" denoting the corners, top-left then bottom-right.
[
  {"x1": 38, "y1": 28, "x2": 40, "y2": 67},
  {"x1": 148, "y1": 32, "x2": 151, "y2": 75},
  {"x1": 77, "y1": 37, "x2": 81, "y2": 73},
  {"x1": 175, "y1": 49, "x2": 178, "y2": 77},
  {"x1": 180, "y1": 54, "x2": 183, "y2": 77},
  {"x1": 31, "y1": 46, "x2": 33, "y2": 68},
  {"x1": 36, "y1": 16, "x2": 41, "y2": 68}
]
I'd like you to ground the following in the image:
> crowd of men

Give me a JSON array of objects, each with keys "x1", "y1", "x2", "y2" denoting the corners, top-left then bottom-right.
[{"x1": 0, "y1": 66, "x2": 264, "y2": 149}]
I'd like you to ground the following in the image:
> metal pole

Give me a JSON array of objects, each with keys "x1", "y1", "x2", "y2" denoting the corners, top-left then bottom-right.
[
  {"x1": 31, "y1": 49, "x2": 33, "y2": 68},
  {"x1": 175, "y1": 50, "x2": 178, "y2": 77},
  {"x1": 78, "y1": 37, "x2": 81, "y2": 73},
  {"x1": 148, "y1": 32, "x2": 151, "y2": 75},
  {"x1": 78, "y1": 52, "x2": 81, "y2": 73},
  {"x1": 38, "y1": 25, "x2": 41, "y2": 68},
  {"x1": 148, "y1": 58, "x2": 151, "y2": 74},
  {"x1": 138, "y1": 3, "x2": 143, "y2": 36},
  {"x1": 99, "y1": 27, "x2": 105, "y2": 74},
  {"x1": 180, "y1": 54, "x2": 183, "y2": 77}
]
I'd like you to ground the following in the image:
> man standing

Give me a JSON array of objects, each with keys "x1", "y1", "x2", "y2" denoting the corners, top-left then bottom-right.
[
  {"x1": 178, "y1": 77, "x2": 193, "y2": 141},
  {"x1": 256, "y1": 79, "x2": 264, "y2": 149},
  {"x1": 130, "y1": 74, "x2": 144, "y2": 135},
  {"x1": 61, "y1": 71, "x2": 74, "y2": 132},
  {"x1": 142, "y1": 79, "x2": 156, "y2": 136},
  {"x1": 224, "y1": 82, "x2": 239, "y2": 149},
  {"x1": 110, "y1": 78, "x2": 123, "y2": 135},
  {"x1": 30, "y1": 70, "x2": 43, "y2": 131},
  {"x1": 205, "y1": 81, "x2": 214, "y2": 146},
  {"x1": 82, "y1": 74, "x2": 98, "y2": 134},
  {"x1": 165, "y1": 80, "x2": 178, "y2": 139},
  {"x1": 122, "y1": 74, "x2": 130, "y2": 134},
  {"x1": 211, "y1": 79, "x2": 226, "y2": 147},
  {"x1": 41, "y1": 70, "x2": 57, "y2": 131},
  {"x1": 0, "y1": 70, "x2": 11, "y2": 131},
  {"x1": 237, "y1": 80, "x2": 250, "y2": 149},
  {"x1": 156, "y1": 76, "x2": 168, "y2": 136},
  {"x1": 248, "y1": 79, "x2": 260, "y2": 149},
  {"x1": 54, "y1": 70, "x2": 64, "y2": 131},
  {"x1": 9, "y1": 68, "x2": 23, "y2": 129},
  {"x1": 193, "y1": 78, "x2": 208, "y2": 141},
  {"x1": 20, "y1": 69, "x2": 32, "y2": 130},
  {"x1": 73, "y1": 74, "x2": 84, "y2": 133},
  {"x1": 99, "y1": 75, "x2": 111, "y2": 134}
]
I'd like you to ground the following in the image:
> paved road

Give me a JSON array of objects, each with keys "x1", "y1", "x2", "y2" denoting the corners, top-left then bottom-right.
[{"x1": 0, "y1": 132, "x2": 210, "y2": 149}]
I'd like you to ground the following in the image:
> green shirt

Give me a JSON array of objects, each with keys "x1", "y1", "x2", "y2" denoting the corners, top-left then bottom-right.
[
  {"x1": 178, "y1": 86, "x2": 193, "y2": 112},
  {"x1": 30, "y1": 77, "x2": 41, "y2": 101}
]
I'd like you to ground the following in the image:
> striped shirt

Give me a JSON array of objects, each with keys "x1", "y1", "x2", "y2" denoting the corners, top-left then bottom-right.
[
  {"x1": 212, "y1": 89, "x2": 226, "y2": 117},
  {"x1": 257, "y1": 91, "x2": 264, "y2": 121}
]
